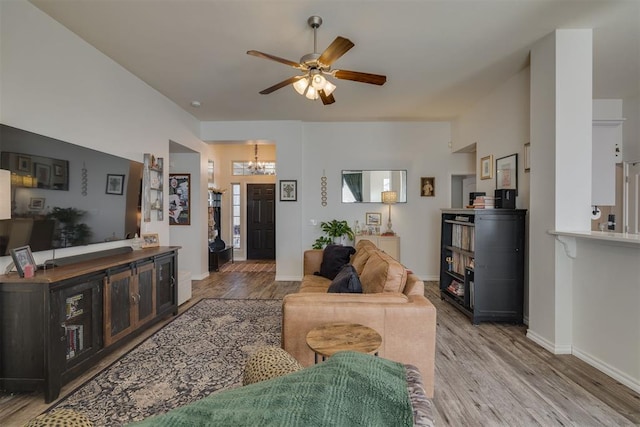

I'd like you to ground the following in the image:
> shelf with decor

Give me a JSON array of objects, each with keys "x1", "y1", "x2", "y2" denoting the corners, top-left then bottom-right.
[{"x1": 143, "y1": 153, "x2": 163, "y2": 221}]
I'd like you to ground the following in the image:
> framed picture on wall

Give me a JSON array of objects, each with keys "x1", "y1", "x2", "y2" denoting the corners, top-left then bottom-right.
[
  {"x1": 105, "y1": 174, "x2": 125, "y2": 195},
  {"x1": 420, "y1": 177, "x2": 435, "y2": 197},
  {"x1": 169, "y1": 173, "x2": 191, "y2": 225},
  {"x1": 480, "y1": 155, "x2": 494, "y2": 180},
  {"x1": 496, "y1": 154, "x2": 518, "y2": 191},
  {"x1": 279, "y1": 180, "x2": 297, "y2": 201}
]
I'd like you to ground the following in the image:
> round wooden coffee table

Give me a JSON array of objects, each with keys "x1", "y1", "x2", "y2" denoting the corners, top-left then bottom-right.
[{"x1": 306, "y1": 322, "x2": 382, "y2": 363}]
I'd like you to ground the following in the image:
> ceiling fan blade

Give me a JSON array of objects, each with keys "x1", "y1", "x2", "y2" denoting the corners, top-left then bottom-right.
[
  {"x1": 334, "y1": 69, "x2": 387, "y2": 85},
  {"x1": 319, "y1": 89, "x2": 335, "y2": 105},
  {"x1": 247, "y1": 50, "x2": 303, "y2": 69},
  {"x1": 258, "y1": 76, "x2": 304, "y2": 94},
  {"x1": 318, "y1": 37, "x2": 354, "y2": 66}
]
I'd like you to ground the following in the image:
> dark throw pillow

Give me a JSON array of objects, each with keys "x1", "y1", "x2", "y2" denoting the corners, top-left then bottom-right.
[
  {"x1": 328, "y1": 264, "x2": 363, "y2": 293},
  {"x1": 317, "y1": 244, "x2": 356, "y2": 280}
]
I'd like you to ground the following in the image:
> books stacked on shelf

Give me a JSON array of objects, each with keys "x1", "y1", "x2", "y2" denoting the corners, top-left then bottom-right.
[
  {"x1": 447, "y1": 280, "x2": 465, "y2": 297},
  {"x1": 451, "y1": 224, "x2": 475, "y2": 251},
  {"x1": 65, "y1": 294, "x2": 84, "y2": 319},
  {"x1": 473, "y1": 196, "x2": 495, "y2": 209},
  {"x1": 66, "y1": 325, "x2": 84, "y2": 360}
]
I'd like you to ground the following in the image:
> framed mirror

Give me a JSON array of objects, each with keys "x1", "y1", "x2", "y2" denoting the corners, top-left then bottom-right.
[{"x1": 341, "y1": 170, "x2": 407, "y2": 203}]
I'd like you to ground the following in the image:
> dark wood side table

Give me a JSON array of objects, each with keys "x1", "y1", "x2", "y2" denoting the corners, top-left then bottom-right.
[
  {"x1": 306, "y1": 322, "x2": 382, "y2": 363},
  {"x1": 208, "y1": 246, "x2": 233, "y2": 272}
]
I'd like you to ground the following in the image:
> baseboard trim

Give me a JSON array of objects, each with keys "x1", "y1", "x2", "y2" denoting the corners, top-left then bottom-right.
[
  {"x1": 275, "y1": 275, "x2": 302, "y2": 282},
  {"x1": 572, "y1": 347, "x2": 640, "y2": 394},
  {"x1": 526, "y1": 330, "x2": 572, "y2": 354}
]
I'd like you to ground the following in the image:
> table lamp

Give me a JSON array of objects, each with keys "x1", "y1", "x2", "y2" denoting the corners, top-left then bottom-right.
[{"x1": 381, "y1": 191, "x2": 397, "y2": 235}]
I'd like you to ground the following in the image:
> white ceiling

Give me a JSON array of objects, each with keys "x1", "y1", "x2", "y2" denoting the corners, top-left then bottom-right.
[{"x1": 30, "y1": 0, "x2": 640, "y2": 122}]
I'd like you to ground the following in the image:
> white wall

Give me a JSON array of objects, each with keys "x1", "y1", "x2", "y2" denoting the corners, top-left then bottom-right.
[
  {"x1": 302, "y1": 122, "x2": 472, "y2": 280},
  {"x1": 0, "y1": 1, "x2": 209, "y2": 276},
  {"x1": 451, "y1": 68, "x2": 531, "y2": 316},
  {"x1": 571, "y1": 240, "x2": 640, "y2": 392},
  {"x1": 202, "y1": 121, "x2": 473, "y2": 280}
]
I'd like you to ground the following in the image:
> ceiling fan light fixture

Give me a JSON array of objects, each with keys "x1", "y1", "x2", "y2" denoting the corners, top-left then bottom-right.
[
  {"x1": 293, "y1": 77, "x2": 309, "y2": 95},
  {"x1": 323, "y1": 80, "x2": 336, "y2": 96},
  {"x1": 311, "y1": 73, "x2": 326, "y2": 90},
  {"x1": 304, "y1": 85, "x2": 319, "y2": 100}
]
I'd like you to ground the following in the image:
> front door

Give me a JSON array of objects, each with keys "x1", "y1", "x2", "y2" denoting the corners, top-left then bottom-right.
[{"x1": 247, "y1": 184, "x2": 276, "y2": 259}]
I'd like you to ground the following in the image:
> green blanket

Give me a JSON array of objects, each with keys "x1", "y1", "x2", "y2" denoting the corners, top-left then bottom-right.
[{"x1": 130, "y1": 351, "x2": 413, "y2": 427}]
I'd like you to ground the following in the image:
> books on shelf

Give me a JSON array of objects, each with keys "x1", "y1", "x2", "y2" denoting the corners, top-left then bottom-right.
[
  {"x1": 66, "y1": 324, "x2": 84, "y2": 360},
  {"x1": 447, "y1": 280, "x2": 465, "y2": 297},
  {"x1": 449, "y1": 252, "x2": 475, "y2": 276},
  {"x1": 65, "y1": 294, "x2": 84, "y2": 319},
  {"x1": 451, "y1": 224, "x2": 475, "y2": 252}
]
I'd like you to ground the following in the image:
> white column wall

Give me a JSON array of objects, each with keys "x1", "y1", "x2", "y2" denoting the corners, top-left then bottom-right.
[
  {"x1": 528, "y1": 30, "x2": 593, "y2": 353},
  {"x1": 169, "y1": 152, "x2": 209, "y2": 280}
]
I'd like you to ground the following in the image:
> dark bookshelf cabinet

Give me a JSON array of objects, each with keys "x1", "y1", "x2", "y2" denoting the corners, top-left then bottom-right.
[
  {"x1": 0, "y1": 247, "x2": 178, "y2": 402},
  {"x1": 440, "y1": 209, "x2": 526, "y2": 324}
]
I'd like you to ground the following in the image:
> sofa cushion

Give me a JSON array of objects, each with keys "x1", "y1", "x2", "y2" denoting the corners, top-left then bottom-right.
[
  {"x1": 351, "y1": 245, "x2": 374, "y2": 276},
  {"x1": 316, "y1": 245, "x2": 356, "y2": 280},
  {"x1": 299, "y1": 274, "x2": 332, "y2": 293},
  {"x1": 328, "y1": 264, "x2": 363, "y2": 293},
  {"x1": 359, "y1": 250, "x2": 408, "y2": 294}
]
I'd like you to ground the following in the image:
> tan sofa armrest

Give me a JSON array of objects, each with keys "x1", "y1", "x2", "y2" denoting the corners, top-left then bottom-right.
[
  {"x1": 303, "y1": 249, "x2": 324, "y2": 276},
  {"x1": 282, "y1": 293, "x2": 436, "y2": 398}
]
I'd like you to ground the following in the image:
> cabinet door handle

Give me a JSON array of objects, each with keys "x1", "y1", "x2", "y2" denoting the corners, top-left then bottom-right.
[{"x1": 131, "y1": 295, "x2": 137, "y2": 305}]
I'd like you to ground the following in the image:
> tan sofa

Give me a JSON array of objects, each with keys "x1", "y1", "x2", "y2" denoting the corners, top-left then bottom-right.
[{"x1": 282, "y1": 240, "x2": 437, "y2": 397}]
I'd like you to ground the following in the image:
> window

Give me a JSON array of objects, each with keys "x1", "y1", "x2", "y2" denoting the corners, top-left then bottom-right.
[
  {"x1": 232, "y1": 183, "x2": 241, "y2": 249},
  {"x1": 232, "y1": 161, "x2": 277, "y2": 176}
]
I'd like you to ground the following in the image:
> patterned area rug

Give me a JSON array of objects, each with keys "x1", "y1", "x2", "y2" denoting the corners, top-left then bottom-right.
[
  {"x1": 219, "y1": 261, "x2": 276, "y2": 273},
  {"x1": 49, "y1": 299, "x2": 281, "y2": 426}
]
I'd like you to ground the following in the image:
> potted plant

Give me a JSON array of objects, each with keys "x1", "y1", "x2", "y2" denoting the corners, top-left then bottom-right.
[{"x1": 312, "y1": 219, "x2": 355, "y2": 249}]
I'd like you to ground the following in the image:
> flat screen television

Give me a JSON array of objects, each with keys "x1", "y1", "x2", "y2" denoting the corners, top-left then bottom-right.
[{"x1": 0, "y1": 124, "x2": 143, "y2": 255}]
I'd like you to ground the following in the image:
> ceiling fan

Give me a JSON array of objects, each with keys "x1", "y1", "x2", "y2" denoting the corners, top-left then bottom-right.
[{"x1": 247, "y1": 16, "x2": 387, "y2": 105}]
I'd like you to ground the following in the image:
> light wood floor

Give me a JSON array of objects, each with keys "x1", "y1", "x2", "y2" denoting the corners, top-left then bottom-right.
[{"x1": 1, "y1": 262, "x2": 638, "y2": 426}]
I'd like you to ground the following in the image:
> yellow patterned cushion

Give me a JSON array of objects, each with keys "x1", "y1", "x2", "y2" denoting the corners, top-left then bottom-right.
[
  {"x1": 243, "y1": 346, "x2": 303, "y2": 386},
  {"x1": 24, "y1": 409, "x2": 93, "y2": 427}
]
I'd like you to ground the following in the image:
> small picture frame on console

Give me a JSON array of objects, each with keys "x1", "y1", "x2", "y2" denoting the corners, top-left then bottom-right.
[
  {"x1": 9, "y1": 245, "x2": 36, "y2": 278},
  {"x1": 141, "y1": 233, "x2": 160, "y2": 248}
]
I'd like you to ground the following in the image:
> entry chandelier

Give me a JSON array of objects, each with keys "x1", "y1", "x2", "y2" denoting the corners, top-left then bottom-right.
[{"x1": 247, "y1": 144, "x2": 265, "y2": 174}]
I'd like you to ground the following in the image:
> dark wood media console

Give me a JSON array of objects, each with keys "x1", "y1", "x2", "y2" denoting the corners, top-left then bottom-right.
[{"x1": 0, "y1": 246, "x2": 179, "y2": 402}]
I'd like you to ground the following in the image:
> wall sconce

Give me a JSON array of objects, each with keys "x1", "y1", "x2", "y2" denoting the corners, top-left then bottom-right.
[{"x1": 381, "y1": 190, "x2": 398, "y2": 235}]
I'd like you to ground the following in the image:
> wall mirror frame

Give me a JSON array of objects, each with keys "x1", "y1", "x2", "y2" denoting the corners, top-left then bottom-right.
[{"x1": 341, "y1": 170, "x2": 407, "y2": 203}]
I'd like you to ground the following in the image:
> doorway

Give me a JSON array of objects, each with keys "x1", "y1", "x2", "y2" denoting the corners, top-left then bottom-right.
[
  {"x1": 451, "y1": 174, "x2": 476, "y2": 208},
  {"x1": 246, "y1": 183, "x2": 276, "y2": 259}
]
